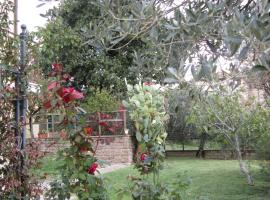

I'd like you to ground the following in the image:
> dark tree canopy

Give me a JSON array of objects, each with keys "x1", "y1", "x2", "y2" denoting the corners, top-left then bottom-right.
[{"x1": 37, "y1": 0, "x2": 167, "y2": 95}]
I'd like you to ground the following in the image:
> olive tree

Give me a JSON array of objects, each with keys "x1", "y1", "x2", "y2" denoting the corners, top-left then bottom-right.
[{"x1": 188, "y1": 89, "x2": 257, "y2": 185}]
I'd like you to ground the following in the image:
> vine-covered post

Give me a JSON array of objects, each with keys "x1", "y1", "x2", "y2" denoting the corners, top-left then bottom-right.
[{"x1": 15, "y1": 24, "x2": 27, "y2": 150}]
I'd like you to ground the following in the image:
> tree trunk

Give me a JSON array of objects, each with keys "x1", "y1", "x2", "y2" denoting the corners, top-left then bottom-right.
[
  {"x1": 196, "y1": 132, "x2": 207, "y2": 158},
  {"x1": 235, "y1": 135, "x2": 254, "y2": 185}
]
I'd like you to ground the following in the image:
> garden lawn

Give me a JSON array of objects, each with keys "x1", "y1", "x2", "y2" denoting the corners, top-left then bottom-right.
[
  {"x1": 105, "y1": 158, "x2": 270, "y2": 200},
  {"x1": 34, "y1": 157, "x2": 270, "y2": 199}
]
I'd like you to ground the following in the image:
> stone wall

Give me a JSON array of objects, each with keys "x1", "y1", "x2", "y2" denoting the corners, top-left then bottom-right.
[{"x1": 37, "y1": 135, "x2": 134, "y2": 164}]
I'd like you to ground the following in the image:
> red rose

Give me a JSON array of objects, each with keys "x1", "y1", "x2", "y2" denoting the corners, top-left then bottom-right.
[
  {"x1": 57, "y1": 87, "x2": 84, "y2": 103},
  {"x1": 69, "y1": 89, "x2": 84, "y2": 100},
  {"x1": 84, "y1": 127, "x2": 93, "y2": 135},
  {"x1": 87, "y1": 163, "x2": 98, "y2": 175},
  {"x1": 56, "y1": 87, "x2": 69, "y2": 98},
  {"x1": 140, "y1": 153, "x2": 147, "y2": 161}
]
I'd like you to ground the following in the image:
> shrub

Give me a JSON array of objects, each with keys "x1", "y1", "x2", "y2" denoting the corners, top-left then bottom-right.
[{"x1": 83, "y1": 90, "x2": 120, "y2": 113}]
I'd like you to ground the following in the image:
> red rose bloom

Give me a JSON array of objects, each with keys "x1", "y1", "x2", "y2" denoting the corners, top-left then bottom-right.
[
  {"x1": 140, "y1": 153, "x2": 147, "y2": 161},
  {"x1": 56, "y1": 87, "x2": 69, "y2": 98},
  {"x1": 69, "y1": 89, "x2": 84, "y2": 100},
  {"x1": 56, "y1": 87, "x2": 84, "y2": 103},
  {"x1": 87, "y1": 163, "x2": 98, "y2": 175}
]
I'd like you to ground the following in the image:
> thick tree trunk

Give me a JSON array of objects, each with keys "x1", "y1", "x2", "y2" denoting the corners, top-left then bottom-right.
[
  {"x1": 235, "y1": 135, "x2": 254, "y2": 185},
  {"x1": 196, "y1": 132, "x2": 207, "y2": 158}
]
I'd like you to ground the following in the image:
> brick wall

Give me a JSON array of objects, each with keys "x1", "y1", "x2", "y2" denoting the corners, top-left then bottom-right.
[
  {"x1": 92, "y1": 135, "x2": 134, "y2": 163},
  {"x1": 37, "y1": 135, "x2": 134, "y2": 164}
]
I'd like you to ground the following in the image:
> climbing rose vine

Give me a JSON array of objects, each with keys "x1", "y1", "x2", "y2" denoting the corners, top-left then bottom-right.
[{"x1": 42, "y1": 63, "x2": 108, "y2": 200}]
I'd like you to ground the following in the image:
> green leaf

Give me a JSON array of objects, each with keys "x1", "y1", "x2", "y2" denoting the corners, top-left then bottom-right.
[
  {"x1": 168, "y1": 67, "x2": 177, "y2": 76},
  {"x1": 110, "y1": 34, "x2": 128, "y2": 45},
  {"x1": 252, "y1": 65, "x2": 268, "y2": 72},
  {"x1": 238, "y1": 44, "x2": 249, "y2": 60},
  {"x1": 122, "y1": 100, "x2": 129, "y2": 108},
  {"x1": 143, "y1": 118, "x2": 149, "y2": 128},
  {"x1": 250, "y1": 17, "x2": 263, "y2": 41},
  {"x1": 224, "y1": 36, "x2": 242, "y2": 56},
  {"x1": 143, "y1": 134, "x2": 150, "y2": 142},
  {"x1": 150, "y1": 27, "x2": 158, "y2": 41},
  {"x1": 136, "y1": 131, "x2": 142, "y2": 142},
  {"x1": 175, "y1": 106, "x2": 179, "y2": 113},
  {"x1": 164, "y1": 23, "x2": 180, "y2": 30}
]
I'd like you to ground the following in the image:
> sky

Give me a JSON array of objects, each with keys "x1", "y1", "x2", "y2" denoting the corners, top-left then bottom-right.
[{"x1": 18, "y1": 0, "x2": 59, "y2": 32}]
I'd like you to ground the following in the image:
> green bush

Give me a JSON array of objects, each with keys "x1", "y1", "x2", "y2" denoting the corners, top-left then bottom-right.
[{"x1": 83, "y1": 90, "x2": 120, "y2": 113}]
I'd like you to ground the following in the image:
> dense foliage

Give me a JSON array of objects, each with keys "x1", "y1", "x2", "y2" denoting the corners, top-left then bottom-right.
[
  {"x1": 124, "y1": 83, "x2": 167, "y2": 175},
  {"x1": 37, "y1": 0, "x2": 166, "y2": 94},
  {"x1": 82, "y1": 90, "x2": 120, "y2": 113},
  {"x1": 122, "y1": 83, "x2": 190, "y2": 199}
]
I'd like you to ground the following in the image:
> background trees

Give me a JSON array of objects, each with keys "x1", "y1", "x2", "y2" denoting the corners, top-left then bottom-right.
[
  {"x1": 187, "y1": 84, "x2": 270, "y2": 185},
  {"x1": 37, "y1": 0, "x2": 167, "y2": 95}
]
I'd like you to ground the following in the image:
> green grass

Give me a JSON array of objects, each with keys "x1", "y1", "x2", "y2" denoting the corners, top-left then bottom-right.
[
  {"x1": 105, "y1": 158, "x2": 270, "y2": 200},
  {"x1": 33, "y1": 156, "x2": 270, "y2": 200},
  {"x1": 31, "y1": 155, "x2": 64, "y2": 178}
]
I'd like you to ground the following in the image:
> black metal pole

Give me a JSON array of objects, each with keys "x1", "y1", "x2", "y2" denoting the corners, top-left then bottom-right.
[{"x1": 19, "y1": 24, "x2": 27, "y2": 150}]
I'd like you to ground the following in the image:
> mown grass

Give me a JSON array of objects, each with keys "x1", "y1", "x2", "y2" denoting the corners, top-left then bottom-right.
[
  {"x1": 34, "y1": 156, "x2": 270, "y2": 200},
  {"x1": 105, "y1": 158, "x2": 270, "y2": 200}
]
